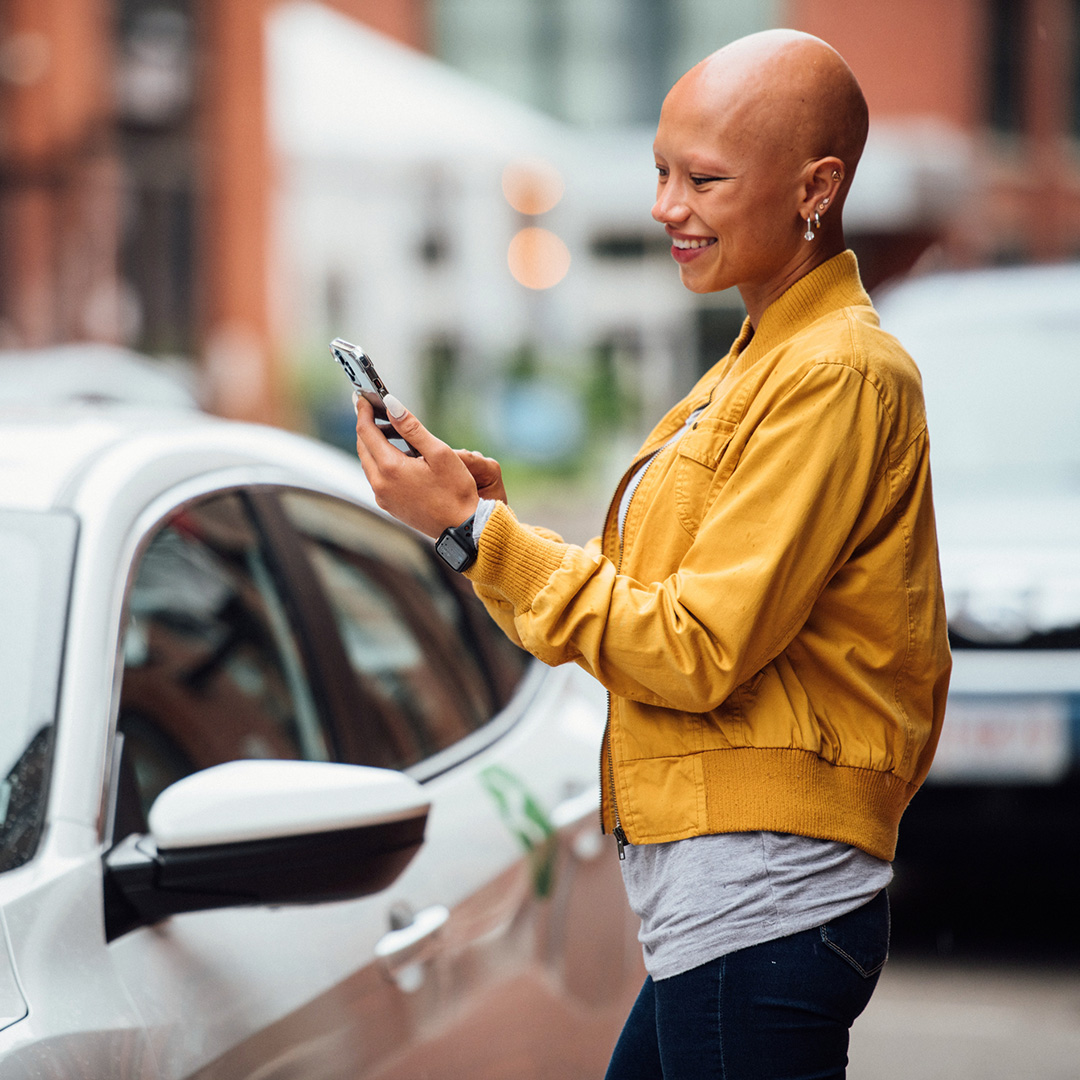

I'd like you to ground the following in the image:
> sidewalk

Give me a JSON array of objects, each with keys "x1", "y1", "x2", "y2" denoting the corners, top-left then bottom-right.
[{"x1": 848, "y1": 959, "x2": 1080, "y2": 1079}]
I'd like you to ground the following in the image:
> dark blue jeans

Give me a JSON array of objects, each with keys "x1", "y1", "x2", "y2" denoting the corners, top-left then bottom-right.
[{"x1": 605, "y1": 889, "x2": 889, "y2": 1080}]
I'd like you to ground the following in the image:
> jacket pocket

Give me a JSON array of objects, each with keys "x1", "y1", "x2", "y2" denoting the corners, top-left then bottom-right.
[{"x1": 673, "y1": 417, "x2": 738, "y2": 537}]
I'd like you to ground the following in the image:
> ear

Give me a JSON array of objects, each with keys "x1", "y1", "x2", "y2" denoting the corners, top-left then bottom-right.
[{"x1": 797, "y1": 156, "x2": 845, "y2": 223}]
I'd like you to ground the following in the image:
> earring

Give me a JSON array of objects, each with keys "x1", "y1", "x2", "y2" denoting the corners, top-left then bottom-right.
[
  {"x1": 831, "y1": 170, "x2": 841, "y2": 180},
  {"x1": 820, "y1": 198, "x2": 829, "y2": 209},
  {"x1": 804, "y1": 215, "x2": 815, "y2": 241}
]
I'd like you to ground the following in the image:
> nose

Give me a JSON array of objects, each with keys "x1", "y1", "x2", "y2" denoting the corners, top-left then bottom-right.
[{"x1": 652, "y1": 177, "x2": 690, "y2": 225}]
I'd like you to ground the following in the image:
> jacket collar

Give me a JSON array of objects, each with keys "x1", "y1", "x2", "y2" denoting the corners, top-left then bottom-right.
[
  {"x1": 684, "y1": 251, "x2": 870, "y2": 414},
  {"x1": 732, "y1": 250, "x2": 870, "y2": 366},
  {"x1": 676, "y1": 251, "x2": 871, "y2": 427}
]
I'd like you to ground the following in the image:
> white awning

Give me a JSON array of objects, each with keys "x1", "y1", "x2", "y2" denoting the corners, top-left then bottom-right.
[
  {"x1": 268, "y1": 2, "x2": 970, "y2": 234},
  {"x1": 268, "y1": 1, "x2": 569, "y2": 166}
]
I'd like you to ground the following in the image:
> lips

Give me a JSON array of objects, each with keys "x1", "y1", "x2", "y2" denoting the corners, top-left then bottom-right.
[{"x1": 669, "y1": 234, "x2": 717, "y2": 263}]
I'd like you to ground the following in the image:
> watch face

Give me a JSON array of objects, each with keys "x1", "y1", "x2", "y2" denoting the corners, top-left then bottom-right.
[{"x1": 436, "y1": 533, "x2": 471, "y2": 571}]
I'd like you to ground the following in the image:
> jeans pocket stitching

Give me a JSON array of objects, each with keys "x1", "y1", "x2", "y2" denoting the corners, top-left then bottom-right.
[{"x1": 819, "y1": 927, "x2": 888, "y2": 979}]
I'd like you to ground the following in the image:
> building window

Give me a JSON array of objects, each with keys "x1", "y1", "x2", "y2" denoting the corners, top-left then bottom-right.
[
  {"x1": 589, "y1": 232, "x2": 671, "y2": 260},
  {"x1": 433, "y1": 0, "x2": 777, "y2": 129},
  {"x1": 988, "y1": 0, "x2": 1026, "y2": 134}
]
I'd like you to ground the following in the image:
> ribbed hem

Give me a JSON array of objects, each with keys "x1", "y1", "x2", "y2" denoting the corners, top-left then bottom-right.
[
  {"x1": 615, "y1": 746, "x2": 914, "y2": 862},
  {"x1": 464, "y1": 500, "x2": 567, "y2": 611}
]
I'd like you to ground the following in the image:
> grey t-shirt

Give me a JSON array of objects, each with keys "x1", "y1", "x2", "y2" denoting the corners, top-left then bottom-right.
[{"x1": 620, "y1": 831, "x2": 893, "y2": 981}]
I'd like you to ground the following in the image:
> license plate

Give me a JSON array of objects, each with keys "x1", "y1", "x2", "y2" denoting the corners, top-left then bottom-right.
[{"x1": 928, "y1": 695, "x2": 1071, "y2": 783}]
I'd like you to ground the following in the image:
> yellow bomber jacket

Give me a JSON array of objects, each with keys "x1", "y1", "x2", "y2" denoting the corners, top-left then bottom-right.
[{"x1": 466, "y1": 252, "x2": 952, "y2": 861}]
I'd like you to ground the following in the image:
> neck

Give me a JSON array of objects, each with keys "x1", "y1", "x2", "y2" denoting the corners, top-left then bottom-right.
[{"x1": 740, "y1": 229, "x2": 848, "y2": 328}]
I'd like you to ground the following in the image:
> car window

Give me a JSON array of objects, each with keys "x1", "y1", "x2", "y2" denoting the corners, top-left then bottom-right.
[
  {"x1": 116, "y1": 492, "x2": 332, "y2": 831},
  {"x1": 277, "y1": 491, "x2": 529, "y2": 770},
  {"x1": 0, "y1": 510, "x2": 78, "y2": 873},
  {"x1": 876, "y1": 272, "x2": 1080, "y2": 497}
]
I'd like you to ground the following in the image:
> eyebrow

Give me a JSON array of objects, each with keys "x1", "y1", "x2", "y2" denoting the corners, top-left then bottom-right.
[{"x1": 654, "y1": 144, "x2": 732, "y2": 170}]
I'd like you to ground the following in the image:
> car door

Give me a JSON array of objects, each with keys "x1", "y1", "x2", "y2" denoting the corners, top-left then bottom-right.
[
  {"x1": 270, "y1": 489, "x2": 642, "y2": 1080},
  {"x1": 104, "y1": 486, "x2": 462, "y2": 1080},
  {"x1": 106, "y1": 482, "x2": 638, "y2": 1079}
]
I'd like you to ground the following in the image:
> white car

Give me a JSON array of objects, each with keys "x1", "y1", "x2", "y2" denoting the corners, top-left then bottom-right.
[
  {"x1": 875, "y1": 264, "x2": 1080, "y2": 877},
  {"x1": 0, "y1": 394, "x2": 641, "y2": 1078}
]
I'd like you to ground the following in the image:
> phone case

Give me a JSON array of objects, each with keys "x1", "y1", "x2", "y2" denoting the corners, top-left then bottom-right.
[{"x1": 329, "y1": 339, "x2": 419, "y2": 457}]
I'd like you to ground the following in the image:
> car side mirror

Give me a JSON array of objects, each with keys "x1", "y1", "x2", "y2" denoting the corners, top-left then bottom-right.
[{"x1": 103, "y1": 760, "x2": 430, "y2": 941}]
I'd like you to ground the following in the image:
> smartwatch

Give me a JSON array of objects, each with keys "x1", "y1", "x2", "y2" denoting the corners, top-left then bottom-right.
[{"x1": 435, "y1": 514, "x2": 477, "y2": 572}]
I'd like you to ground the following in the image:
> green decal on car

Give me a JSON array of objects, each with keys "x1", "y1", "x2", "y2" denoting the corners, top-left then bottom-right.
[{"x1": 479, "y1": 765, "x2": 557, "y2": 898}]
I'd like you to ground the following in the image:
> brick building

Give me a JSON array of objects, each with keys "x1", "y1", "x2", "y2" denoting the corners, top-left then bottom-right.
[
  {"x1": 0, "y1": 0, "x2": 426, "y2": 423},
  {"x1": 788, "y1": 0, "x2": 1080, "y2": 267},
  {"x1": 2, "y1": 1, "x2": 1077, "y2": 423}
]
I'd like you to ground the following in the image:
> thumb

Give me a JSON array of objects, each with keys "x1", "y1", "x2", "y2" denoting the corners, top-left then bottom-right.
[{"x1": 382, "y1": 394, "x2": 441, "y2": 455}]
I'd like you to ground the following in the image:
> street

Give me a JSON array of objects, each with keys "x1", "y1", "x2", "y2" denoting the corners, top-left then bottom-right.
[
  {"x1": 850, "y1": 959, "x2": 1080, "y2": 1079},
  {"x1": 848, "y1": 863, "x2": 1080, "y2": 1080}
]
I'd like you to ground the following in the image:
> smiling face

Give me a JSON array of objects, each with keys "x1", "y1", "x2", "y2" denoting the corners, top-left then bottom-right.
[
  {"x1": 652, "y1": 83, "x2": 805, "y2": 299},
  {"x1": 651, "y1": 31, "x2": 868, "y2": 324}
]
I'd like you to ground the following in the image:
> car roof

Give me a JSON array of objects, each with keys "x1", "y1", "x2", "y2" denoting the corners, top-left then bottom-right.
[
  {"x1": 875, "y1": 261, "x2": 1080, "y2": 328},
  {"x1": 0, "y1": 343, "x2": 199, "y2": 409},
  {"x1": 0, "y1": 404, "x2": 373, "y2": 514}
]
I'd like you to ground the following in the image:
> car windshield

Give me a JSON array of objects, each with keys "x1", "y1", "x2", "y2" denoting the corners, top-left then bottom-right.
[
  {"x1": 0, "y1": 509, "x2": 78, "y2": 872},
  {"x1": 878, "y1": 279, "x2": 1080, "y2": 499}
]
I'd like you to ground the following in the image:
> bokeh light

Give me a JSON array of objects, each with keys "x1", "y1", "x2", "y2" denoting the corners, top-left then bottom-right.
[
  {"x1": 507, "y1": 227, "x2": 571, "y2": 290},
  {"x1": 501, "y1": 158, "x2": 565, "y2": 216}
]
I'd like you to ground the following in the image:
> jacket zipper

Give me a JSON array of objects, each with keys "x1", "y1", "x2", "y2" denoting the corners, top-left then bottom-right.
[
  {"x1": 601, "y1": 692, "x2": 628, "y2": 858},
  {"x1": 615, "y1": 452, "x2": 658, "y2": 561},
  {"x1": 598, "y1": 410, "x2": 707, "y2": 856},
  {"x1": 598, "y1": 463, "x2": 632, "y2": 858},
  {"x1": 598, "y1": 441, "x2": 672, "y2": 859}
]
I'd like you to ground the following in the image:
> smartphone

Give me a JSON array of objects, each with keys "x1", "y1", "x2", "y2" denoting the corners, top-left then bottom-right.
[{"x1": 329, "y1": 338, "x2": 419, "y2": 457}]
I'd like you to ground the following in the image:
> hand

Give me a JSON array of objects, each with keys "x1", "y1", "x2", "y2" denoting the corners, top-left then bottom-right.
[
  {"x1": 353, "y1": 395, "x2": 480, "y2": 538},
  {"x1": 455, "y1": 449, "x2": 507, "y2": 504}
]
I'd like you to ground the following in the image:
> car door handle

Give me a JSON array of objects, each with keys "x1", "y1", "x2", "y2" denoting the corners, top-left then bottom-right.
[
  {"x1": 550, "y1": 787, "x2": 600, "y2": 829},
  {"x1": 375, "y1": 904, "x2": 449, "y2": 961},
  {"x1": 375, "y1": 904, "x2": 449, "y2": 994}
]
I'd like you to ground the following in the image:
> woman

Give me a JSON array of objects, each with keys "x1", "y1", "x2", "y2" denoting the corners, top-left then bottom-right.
[{"x1": 354, "y1": 29, "x2": 951, "y2": 1080}]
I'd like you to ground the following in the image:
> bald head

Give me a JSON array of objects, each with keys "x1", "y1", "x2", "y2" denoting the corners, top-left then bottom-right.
[
  {"x1": 675, "y1": 30, "x2": 868, "y2": 198},
  {"x1": 651, "y1": 31, "x2": 868, "y2": 315}
]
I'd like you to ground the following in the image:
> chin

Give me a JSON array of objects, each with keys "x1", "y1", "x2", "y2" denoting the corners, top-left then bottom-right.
[{"x1": 679, "y1": 269, "x2": 724, "y2": 295}]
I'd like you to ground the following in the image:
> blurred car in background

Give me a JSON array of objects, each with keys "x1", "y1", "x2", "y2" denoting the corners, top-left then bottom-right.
[
  {"x1": 0, "y1": 363, "x2": 640, "y2": 1079},
  {"x1": 0, "y1": 343, "x2": 200, "y2": 410},
  {"x1": 876, "y1": 263, "x2": 1080, "y2": 921}
]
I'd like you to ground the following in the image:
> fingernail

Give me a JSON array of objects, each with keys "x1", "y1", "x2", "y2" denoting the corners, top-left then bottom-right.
[
  {"x1": 351, "y1": 389, "x2": 360, "y2": 413},
  {"x1": 384, "y1": 393, "x2": 406, "y2": 419}
]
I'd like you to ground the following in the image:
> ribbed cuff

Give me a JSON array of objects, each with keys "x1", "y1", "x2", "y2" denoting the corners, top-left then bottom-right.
[{"x1": 464, "y1": 501, "x2": 567, "y2": 611}]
